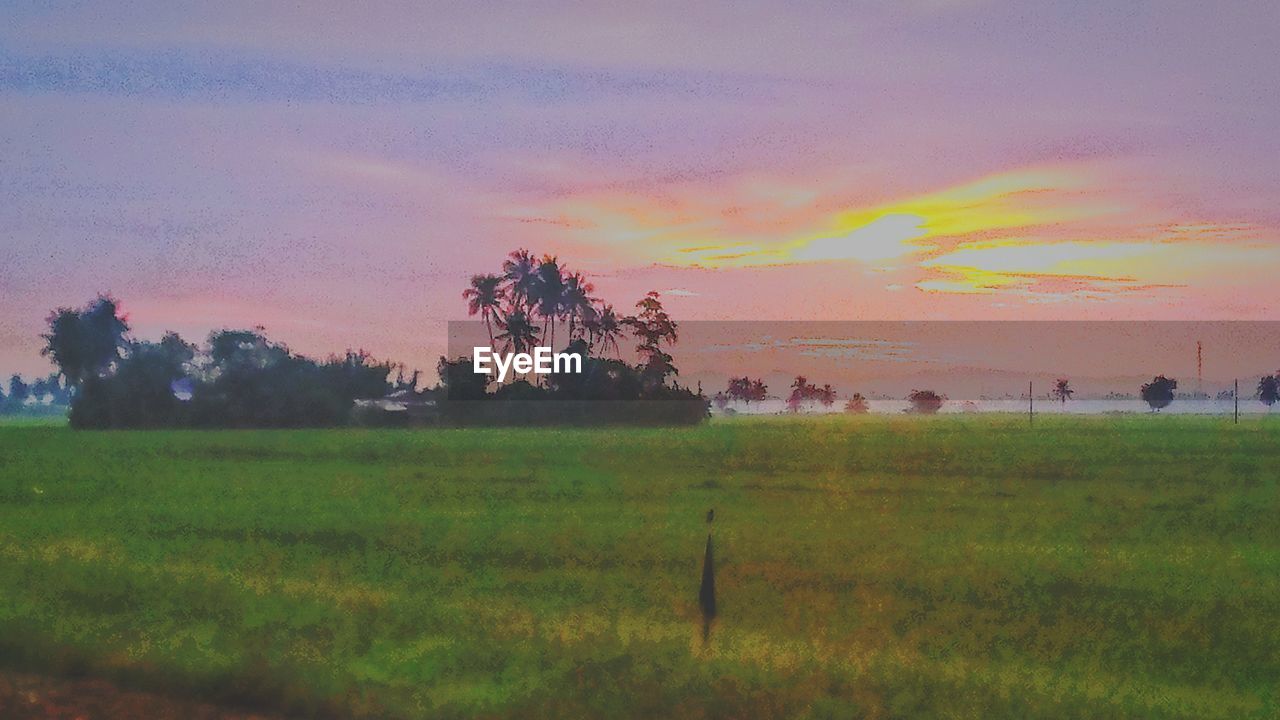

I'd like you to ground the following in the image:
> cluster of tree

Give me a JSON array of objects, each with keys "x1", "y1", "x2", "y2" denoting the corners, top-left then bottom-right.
[
  {"x1": 844, "y1": 393, "x2": 869, "y2": 414},
  {"x1": 712, "y1": 377, "x2": 768, "y2": 411},
  {"x1": 465, "y1": 249, "x2": 626, "y2": 357},
  {"x1": 43, "y1": 296, "x2": 398, "y2": 428},
  {"x1": 786, "y1": 376, "x2": 837, "y2": 413},
  {"x1": 447, "y1": 251, "x2": 707, "y2": 424},
  {"x1": 0, "y1": 373, "x2": 71, "y2": 413}
]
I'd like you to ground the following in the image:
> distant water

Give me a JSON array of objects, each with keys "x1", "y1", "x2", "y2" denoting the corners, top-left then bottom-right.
[{"x1": 718, "y1": 399, "x2": 1274, "y2": 416}]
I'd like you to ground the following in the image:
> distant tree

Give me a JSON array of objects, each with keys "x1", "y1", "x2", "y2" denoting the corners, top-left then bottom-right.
[
  {"x1": 787, "y1": 376, "x2": 812, "y2": 413},
  {"x1": 726, "y1": 377, "x2": 750, "y2": 406},
  {"x1": 1258, "y1": 374, "x2": 1280, "y2": 409},
  {"x1": 712, "y1": 391, "x2": 729, "y2": 412},
  {"x1": 748, "y1": 378, "x2": 768, "y2": 405},
  {"x1": 1053, "y1": 378, "x2": 1074, "y2": 404},
  {"x1": 8, "y1": 375, "x2": 29, "y2": 404},
  {"x1": 786, "y1": 377, "x2": 834, "y2": 412},
  {"x1": 844, "y1": 393, "x2": 869, "y2": 414},
  {"x1": 462, "y1": 274, "x2": 503, "y2": 347},
  {"x1": 42, "y1": 295, "x2": 130, "y2": 391},
  {"x1": 30, "y1": 376, "x2": 50, "y2": 404},
  {"x1": 1140, "y1": 375, "x2": 1177, "y2": 412},
  {"x1": 907, "y1": 389, "x2": 945, "y2": 414},
  {"x1": 819, "y1": 384, "x2": 837, "y2": 409}
]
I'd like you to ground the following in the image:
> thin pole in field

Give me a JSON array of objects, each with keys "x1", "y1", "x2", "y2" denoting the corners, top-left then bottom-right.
[
  {"x1": 699, "y1": 508, "x2": 716, "y2": 643},
  {"x1": 1235, "y1": 379, "x2": 1239, "y2": 424}
]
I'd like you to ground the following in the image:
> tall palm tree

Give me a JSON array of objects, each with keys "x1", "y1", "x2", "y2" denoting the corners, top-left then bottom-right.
[
  {"x1": 533, "y1": 255, "x2": 565, "y2": 349},
  {"x1": 462, "y1": 273, "x2": 503, "y2": 347},
  {"x1": 502, "y1": 249, "x2": 539, "y2": 311},
  {"x1": 561, "y1": 271, "x2": 596, "y2": 341},
  {"x1": 586, "y1": 303, "x2": 624, "y2": 358}
]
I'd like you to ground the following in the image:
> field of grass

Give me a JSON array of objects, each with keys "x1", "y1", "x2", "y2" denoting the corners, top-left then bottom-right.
[{"x1": 1, "y1": 416, "x2": 1277, "y2": 718}]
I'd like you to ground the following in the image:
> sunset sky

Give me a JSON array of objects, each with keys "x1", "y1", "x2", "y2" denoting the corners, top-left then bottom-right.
[{"x1": 3, "y1": 1, "x2": 1279, "y2": 375}]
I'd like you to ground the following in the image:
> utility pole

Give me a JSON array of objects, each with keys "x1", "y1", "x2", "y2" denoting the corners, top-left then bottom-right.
[
  {"x1": 1234, "y1": 378, "x2": 1239, "y2": 424},
  {"x1": 1197, "y1": 341, "x2": 1203, "y2": 397}
]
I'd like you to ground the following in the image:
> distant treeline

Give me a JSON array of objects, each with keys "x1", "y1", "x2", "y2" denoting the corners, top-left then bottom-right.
[
  {"x1": 41, "y1": 296, "x2": 399, "y2": 429},
  {"x1": 0, "y1": 372, "x2": 70, "y2": 415},
  {"x1": 38, "y1": 250, "x2": 709, "y2": 428}
]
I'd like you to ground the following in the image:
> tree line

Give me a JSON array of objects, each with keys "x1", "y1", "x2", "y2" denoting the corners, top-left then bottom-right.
[
  {"x1": 39, "y1": 296, "x2": 399, "y2": 428},
  {"x1": 33, "y1": 249, "x2": 709, "y2": 428},
  {"x1": 708, "y1": 373, "x2": 1280, "y2": 415}
]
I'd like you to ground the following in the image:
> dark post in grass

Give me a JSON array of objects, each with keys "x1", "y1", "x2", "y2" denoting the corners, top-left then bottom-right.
[
  {"x1": 1028, "y1": 380, "x2": 1034, "y2": 425},
  {"x1": 1235, "y1": 379, "x2": 1239, "y2": 424},
  {"x1": 699, "y1": 508, "x2": 716, "y2": 642}
]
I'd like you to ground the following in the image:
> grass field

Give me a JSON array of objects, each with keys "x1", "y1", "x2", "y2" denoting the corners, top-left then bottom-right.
[{"x1": 1, "y1": 416, "x2": 1277, "y2": 718}]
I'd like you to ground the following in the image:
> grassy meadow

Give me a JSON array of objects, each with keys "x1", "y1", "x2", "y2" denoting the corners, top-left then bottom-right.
[{"x1": 0, "y1": 415, "x2": 1277, "y2": 718}]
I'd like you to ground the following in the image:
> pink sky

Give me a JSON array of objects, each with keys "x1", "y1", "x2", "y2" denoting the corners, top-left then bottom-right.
[{"x1": 2, "y1": 1, "x2": 1278, "y2": 376}]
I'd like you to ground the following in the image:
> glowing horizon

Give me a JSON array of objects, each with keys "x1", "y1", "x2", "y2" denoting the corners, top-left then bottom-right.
[{"x1": 2, "y1": 1, "x2": 1278, "y2": 375}]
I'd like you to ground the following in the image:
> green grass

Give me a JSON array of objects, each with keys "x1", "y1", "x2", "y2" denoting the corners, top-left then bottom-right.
[{"x1": 1, "y1": 416, "x2": 1277, "y2": 718}]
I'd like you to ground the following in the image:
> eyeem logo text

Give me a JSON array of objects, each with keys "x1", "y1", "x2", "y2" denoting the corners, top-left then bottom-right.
[{"x1": 473, "y1": 347, "x2": 582, "y2": 383}]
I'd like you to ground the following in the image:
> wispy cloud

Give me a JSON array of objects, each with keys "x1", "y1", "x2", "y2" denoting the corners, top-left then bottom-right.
[{"x1": 0, "y1": 49, "x2": 778, "y2": 104}]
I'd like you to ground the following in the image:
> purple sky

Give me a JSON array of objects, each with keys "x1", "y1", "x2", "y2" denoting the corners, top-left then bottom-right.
[{"x1": 3, "y1": 1, "x2": 1279, "y2": 376}]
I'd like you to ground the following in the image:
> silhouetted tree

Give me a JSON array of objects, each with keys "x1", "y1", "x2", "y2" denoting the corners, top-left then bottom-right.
[
  {"x1": 844, "y1": 393, "x2": 869, "y2": 414},
  {"x1": 561, "y1": 271, "x2": 596, "y2": 342},
  {"x1": 819, "y1": 384, "x2": 836, "y2": 408},
  {"x1": 907, "y1": 389, "x2": 945, "y2": 414},
  {"x1": 533, "y1": 255, "x2": 566, "y2": 348},
  {"x1": 1053, "y1": 378, "x2": 1074, "y2": 404},
  {"x1": 1140, "y1": 375, "x2": 1177, "y2": 412},
  {"x1": 463, "y1": 274, "x2": 503, "y2": 347},
  {"x1": 584, "y1": 303, "x2": 623, "y2": 358},
  {"x1": 502, "y1": 249, "x2": 539, "y2": 311},
  {"x1": 8, "y1": 375, "x2": 29, "y2": 404},
  {"x1": 41, "y1": 295, "x2": 130, "y2": 391},
  {"x1": 787, "y1": 376, "x2": 813, "y2": 413},
  {"x1": 1258, "y1": 374, "x2": 1280, "y2": 409},
  {"x1": 624, "y1": 292, "x2": 679, "y2": 390}
]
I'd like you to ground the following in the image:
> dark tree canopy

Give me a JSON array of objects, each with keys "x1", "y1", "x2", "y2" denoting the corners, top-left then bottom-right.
[
  {"x1": 1258, "y1": 374, "x2": 1280, "y2": 408},
  {"x1": 1140, "y1": 375, "x2": 1177, "y2": 411},
  {"x1": 908, "y1": 389, "x2": 945, "y2": 414},
  {"x1": 41, "y1": 295, "x2": 130, "y2": 389}
]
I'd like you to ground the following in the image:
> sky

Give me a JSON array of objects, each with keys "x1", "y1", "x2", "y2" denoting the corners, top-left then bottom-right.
[{"x1": 2, "y1": 1, "x2": 1279, "y2": 376}]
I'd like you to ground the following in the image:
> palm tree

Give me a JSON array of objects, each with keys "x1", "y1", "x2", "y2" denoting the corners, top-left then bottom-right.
[
  {"x1": 533, "y1": 255, "x2": 565, "y2": 349},
  {"x1": 561, "y1": 271, "x2": 596, "y2": 341},
  {"x1": 495, "y1": 308, "x2": 540, "y2": 355},
  {"x1": 586, "y1": 303, "x2": 624, "y2": 358},
  {"x1": 1053, "y1": 378, "x2": 1074, "y2": 404},
  {"x1": 462, "y1": 274, "x2": 503, "y2": 347},
  {"x1": 502, "y1": 249, "x2": 539, "y2": 311}
]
